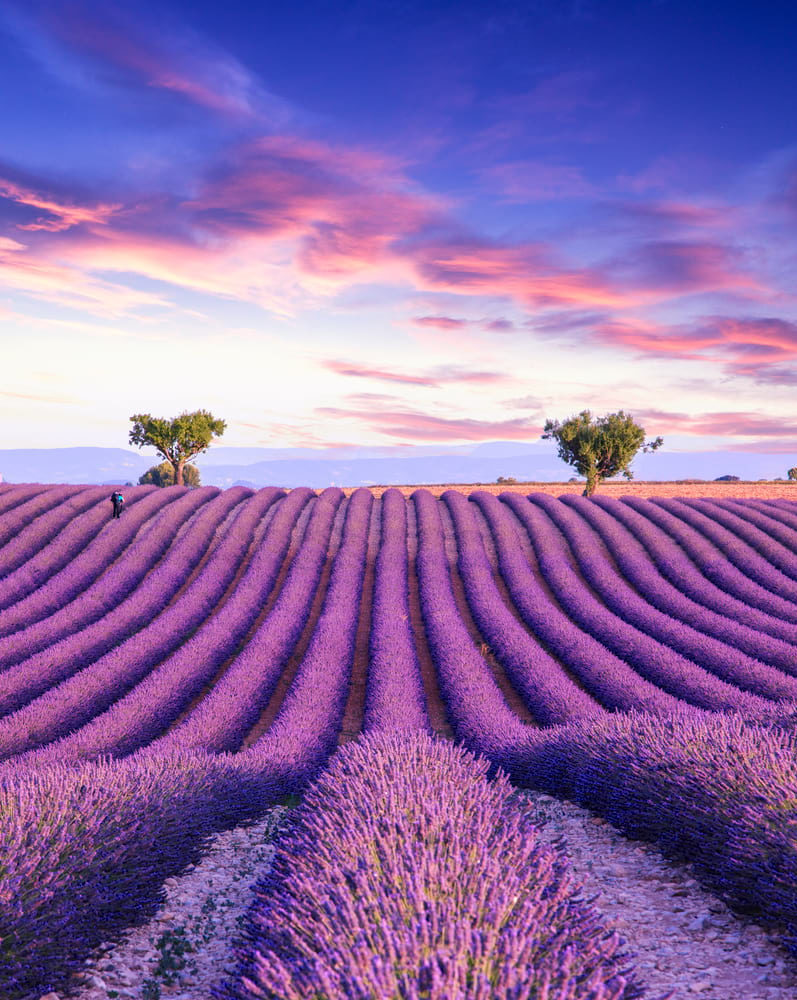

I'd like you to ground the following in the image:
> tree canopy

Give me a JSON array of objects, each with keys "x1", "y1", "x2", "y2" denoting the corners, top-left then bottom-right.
[
  {"x1": 139, "y1": 460, "x2": 201, "y2": 488},
  {"x1": 129, "y1": 409, "x2": 225, "y2": 486},
  {"x1": 541, "y1": 409, "x2": 663, "y2": 497}
]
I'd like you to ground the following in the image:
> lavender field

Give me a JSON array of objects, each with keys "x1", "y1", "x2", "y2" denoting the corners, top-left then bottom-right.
[{"x1": 3, "y1": 482, "x2": 797, "y2": 999}]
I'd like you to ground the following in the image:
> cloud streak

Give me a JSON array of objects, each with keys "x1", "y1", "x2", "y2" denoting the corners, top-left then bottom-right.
[
  {"x1": 322, "y1": 359, "x2": 510, "y2": 388},
  {"x1": 316, "y1": 404, "x2": 540, "y2": 442}
]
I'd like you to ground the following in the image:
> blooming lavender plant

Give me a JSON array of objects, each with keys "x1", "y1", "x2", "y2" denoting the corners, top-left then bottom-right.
[
  {"x1": 15, "y1": 488, "x2": 318, "y2": 765},
  {"x1": 470, "y1": 491, "x2": 681, "y2": 716},
  {"x1": 588, "y1": 495, "x2": 797, "y2": 643},
  {"x1": 443, "y1": 489, "x2": 604, "y2": 725},
  {"x1": 500, "y1": 493, "x2": 773, "y2": 715},
  {"x1": 363, "y1": 487, "x2": 431, "y2": 733},
  {"x1": 0, "y1": 487, "x2": 275, "y2": 758},
  {"x1": 220, "y1": 730, "x2": 654, "y2": 1000},
  {"x1": 0, "y1": 485, "x2": 190, "y2": 640},
  {"x1": 528, "y1": 493, "x2": 797, "y2": 700}
]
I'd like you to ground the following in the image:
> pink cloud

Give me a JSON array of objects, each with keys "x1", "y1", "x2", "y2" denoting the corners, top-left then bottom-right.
[
  {"x1": 633, "y1": 408, "x2": 797, "y2": 440},
  {"x1": 407, "y1": 237, "x2": 632, "y2": 308},
  {"x1": 316, "y1": 405, "x2": 540, "y2": 442},
  {"x1": 26, "y1": 0, "x2": 287, "y2": 121},
  {"x1": 593, "y1": 315, "x2": 797, "y2": 380},
  {"x1": 0, "y1": 177, "x2": 121, "y2": 232},
  {"x1": 411, "y1": 315, "x2": 469, "y2": 330},
  {"x1": 601, "y1": 240, "x2": 768, "y2": 297},
  {"x1": 323, "y1": 361, "x2": 435, "y2": 388},
  {"x1": 322, "y1": 360, "x2": 509, "y2": 388}
]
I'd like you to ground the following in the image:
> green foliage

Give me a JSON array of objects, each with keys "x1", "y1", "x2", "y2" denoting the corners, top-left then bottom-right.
[
  {"x1": 139, "y1": 461, "x2": 201, "y2": 488},
  {"x1": 129, "y1": 410, "x2": 225, "y2": 486},
  {"x1": 541, "y1": 409, "x2": 663, "y2": 497},
  {"x1": 788, "y1": 468, "x2": 797, "y2": 481},
  {"x1": 495, "y1": 475, "x2": 517, "y2": 484}
]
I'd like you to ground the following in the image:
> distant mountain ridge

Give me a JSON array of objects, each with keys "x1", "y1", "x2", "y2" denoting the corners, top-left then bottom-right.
[{"x1": 0, "y1": 444, "x2": 792, "y2": 486}]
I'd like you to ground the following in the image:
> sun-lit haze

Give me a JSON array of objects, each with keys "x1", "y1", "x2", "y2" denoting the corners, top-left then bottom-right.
[{"x1": 3, "y1": 0, "x2": 797, "y2": 461}]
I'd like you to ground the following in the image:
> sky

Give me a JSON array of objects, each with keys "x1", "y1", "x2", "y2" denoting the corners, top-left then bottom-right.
[{"x1": 2, "y1": 0, "x2": 797, "y2": 457}]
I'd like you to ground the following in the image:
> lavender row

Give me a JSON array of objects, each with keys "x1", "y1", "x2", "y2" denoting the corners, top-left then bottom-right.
[
  {"x1": 500, "y1": 493, "x2": 773, "y2": 716},
  {"x1": 143, "y1": 487, "x2": 344, "y2": 757},
  {"x1": 707, "y1": 497, "x2": 797, "y2": 554},
  {"x1": 442, "y1": 489, "x2": 604, "y2": 725},
  {"x1": 15, "y1": 488, "x2": 320, "y2": 766},
  {"x1": 0, "y1": 489, "x2": 221, "y2": 718},
  {"x1": 0, "y1": 484, "x2": 88, "y2": 550},
  {"x1": 363, "y1": 488, "x2": 431, "y2": 734},
  {"x1": 649, "y1": 498, "x2": 797, "y2": 608},
  {"x1": 503, "y1": 708, "x2": 797, "y2": 960},
  {"x1": 0, "y1": 487, "x2": 278, "y2": 758},
  {"x1": 678, "y1": 498, "x2": 797, "y2": 583},
  {"x1": 470, "y1": 491, "x2": 680, "y2": 716},
  {"x1": 612, "y1": 497, "x2": 797, "y2": 624},
  {"x1": 0, "y1": 485, "x2": 188, "y2": 639},
  {"x1": 0, "y1": 486, "x2": 114, "y2": 585},
  {"x1": 220, "y1": 730, "x2": 651, "y2": 1000},
  {"x1": 588, "y1": 496, "x2": 797, "y2": 644},
  {"x1": 247, "y1": 487, "x2": 374, "y2": 784},
  {"x1": 528, "y1": 494, "x2": 797, "y2": 701},
  {"x1": 412, "y1": 488, "x2": 531, "y2": 765},
  {"x1": 563, "y1": 496, "x2": 797, "y2": 671},
  {"x1": 0, "y1": 747, "x2": 292, "y2": 1000},
  {"x1": 0, "y1": 483, "x2": 49, "y2": 517}
]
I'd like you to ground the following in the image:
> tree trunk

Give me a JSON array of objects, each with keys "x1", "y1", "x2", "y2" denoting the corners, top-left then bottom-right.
[
  {"x1": 174, "y1": 460, "x2": 184, "y2": 486},
  {"x1": 583, "y1": 472, "x2": 599, "y2": 497}
]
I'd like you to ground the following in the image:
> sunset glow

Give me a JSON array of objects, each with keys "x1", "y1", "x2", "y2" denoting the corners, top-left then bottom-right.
[{"x1": 2, "y1": 0, "x2": 796, "y2": 456}]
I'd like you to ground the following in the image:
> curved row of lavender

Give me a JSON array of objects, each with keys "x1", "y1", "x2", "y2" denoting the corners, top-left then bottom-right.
[
  {"x1": 500, "y1": 492, "x2": 778, "y2": 716},
  {"x1": 0, "y1": 485, "x2": 199, "y2": 649},
  {"x1": 525, "y1": 493, "x2": 797, "y2": 699},
  {"x1": 11, "y1": 487, "x2": 318, "y2": 766},
  {"x1": 362, "y1": 487, "x2": 431, "y2": 733},
  {"x1": 140, "y1": 485, "x2": 344, "y2": 757},
  {"x1": 0, "y1": 488, "x2": 222, "y2": 719},
  {"x1": 577, "y1": 496, "x2": 797, "y2": 644},
  {"x1": 622, "y1": 496, "x2": 797, "y2": 621},
  {"x1": 0, "y1": 487, "x2": 284, "y2": 759},
  {"x1": 0, "y1": 487, "x2": 160, "y2": 612},
  {"x1": 442, "y1": 489, "x2": 604, "y2": 725},
  {"x1": 218, "y1": 729, "x2": 654, "y2": 1000},
  {"x1": 0, "y1": 485, "x2": 117, "y2": 589}
]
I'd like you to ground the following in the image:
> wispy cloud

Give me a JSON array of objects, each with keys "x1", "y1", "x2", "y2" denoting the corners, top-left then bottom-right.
[
  {"x1": 5, "y1": 0, "x2": 295, "y2": 123},
  {"x1": 593, "y1": 314, "x2": 797, "y2": 379},
  {"x1": 316, "y1": 403, "x2": 540, "y2": 441},
  {"x1": 0, "y1": 176, "x2": 121, "y2": 233},
  {"x1": 322, "y1": 359, "x2": 510, "y2": 388},
  {"x1": 634, "y1": 407, "x2": 797, "y2": 440}
]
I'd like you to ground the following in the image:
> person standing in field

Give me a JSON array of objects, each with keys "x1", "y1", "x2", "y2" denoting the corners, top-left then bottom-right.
[{"x1": 110, "y1": 490, "x2": 124, "y2": 519}]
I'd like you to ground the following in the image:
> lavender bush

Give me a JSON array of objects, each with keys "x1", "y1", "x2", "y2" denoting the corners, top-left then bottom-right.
[{"x1": 219, "y1": 730, "x2": 655, "y2": 1000}]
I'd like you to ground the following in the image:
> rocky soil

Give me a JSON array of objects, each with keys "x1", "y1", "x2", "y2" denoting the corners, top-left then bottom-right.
[{"x1": 37, "y1": 788, "x2": 797, "y2": 1000}]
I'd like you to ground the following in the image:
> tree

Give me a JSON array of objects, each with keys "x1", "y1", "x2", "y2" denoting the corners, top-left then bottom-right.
[
  {"x1": 139, "y1": 460, "x2": 201, "y2": 488},
  {"x1": 541, "y1": 409, "x2": 663, "y2": 497},
  {"x1": 129, "y1": 409, "x2": 226, "y2": 486}
]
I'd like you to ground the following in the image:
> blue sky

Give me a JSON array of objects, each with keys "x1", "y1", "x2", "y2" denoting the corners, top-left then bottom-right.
[{"x1": 2, "y1": 0, "x2": 797, "y2": 455}]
